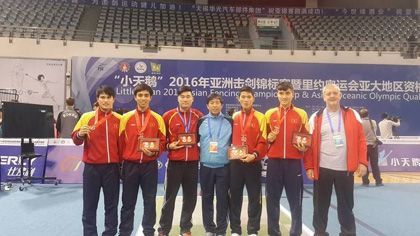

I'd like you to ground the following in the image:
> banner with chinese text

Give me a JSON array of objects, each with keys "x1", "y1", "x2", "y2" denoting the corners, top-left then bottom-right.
[
  {"x1": 67, "y1": 0, "x2": 420, "y2": 16},
  {"x1": 71, "y1": 57, "x2": 420, "y2": 136}
]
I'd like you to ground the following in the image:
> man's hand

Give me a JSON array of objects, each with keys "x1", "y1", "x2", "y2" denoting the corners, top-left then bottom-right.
[
  {"x1": 293, "y1": 142, "x2": 308, "y2": 152},
  {"x1": 141, "y1": 148, "x2": 157, "y2": 157},
  {"x1": 78, "y1": 125, "x2": 92, "y2": 137},
  {"x1": 168, "y1": 140, "x2": 183, "y2": 150},
  {"x1": 241, "y1": 154, "x2": 256, "y2": 163},
  {"x1": 356, "y1": 164, "x2": 367, "y2": 177},
  {"x1": 306, "y1": 169, "x2": 314, "y2": 180},
  {"x1": 267, "y1": 131, "x2": 277, "y2": 143}
]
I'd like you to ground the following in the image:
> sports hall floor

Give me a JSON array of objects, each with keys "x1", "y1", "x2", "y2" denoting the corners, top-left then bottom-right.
[{"x1": 0, "y1": 172, "x2": 419, "y2": 236}]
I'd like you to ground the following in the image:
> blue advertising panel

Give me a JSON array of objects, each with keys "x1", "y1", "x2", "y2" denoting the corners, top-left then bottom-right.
[
  {"x1": 378, "y1": 142, "x2": 420, "y2": 172},
  {"x1": 72, "y1": 57, "x2": 420, "y2": 136},
  {"x1": 44, "y1": 139, "x2": 168, "y2": 183},
  {"x1": 0, "y1": 139, "x2": 48, "y2": 182}
]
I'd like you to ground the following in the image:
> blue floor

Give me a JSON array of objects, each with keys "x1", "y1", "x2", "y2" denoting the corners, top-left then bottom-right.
[
  {"x1": 0, "y1": 183, "x2": 419, "y2": 236},
  {"x1": 296, "y1": 184, "x2": 420, "y2": 236}
]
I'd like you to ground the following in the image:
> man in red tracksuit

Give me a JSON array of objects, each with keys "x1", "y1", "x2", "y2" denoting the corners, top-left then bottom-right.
[
  {"x1": 265, "y1": 81, "x2": 309, "y2": 236},
  {"x1": 304, "y1": 84, "x2": 368, "y2": 236},
  {"x1": 229, "y1": 86, "x2": 267, "y2": 236},
  {"x1": 158, "y1": 86, "x2": 203, "y2": 236},
  {"x1": 72, "y1": 85, "x2": 121, "y2": 236},
  {"x1": 118, "y1": 84, "x2": 166, "y2": 236}
]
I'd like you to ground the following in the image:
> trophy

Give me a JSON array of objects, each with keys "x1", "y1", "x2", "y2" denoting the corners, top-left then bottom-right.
[
  {"x1": 228, "y1": 146, "x2": 248, "y2": 160},
  {"x1": 178, "y1": 133, "x2": 196, "y2": 146},
  {"x1": 291, "y1": 132, "x2": 313, "y2": 147},
  {"x1": 138, "y1": 137, "x2": 160, "y2": 151}
]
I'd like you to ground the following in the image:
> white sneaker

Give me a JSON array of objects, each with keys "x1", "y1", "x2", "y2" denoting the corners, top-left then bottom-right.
[
  {"x1": 205, "y1": 232, "x2": 215, "y2": 236},
  {"x1": 248, "y1": 234, "x2": 257, "y2": 236},
  {"x1": 231, "y1": 234, "x2": 241, "y2": 236}
]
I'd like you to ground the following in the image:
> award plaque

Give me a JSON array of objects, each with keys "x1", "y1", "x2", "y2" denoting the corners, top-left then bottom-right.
[
  {"x1": 177, "y1": 133, "x2": 196, "y2": 146},
  {"x1": 228, "y1": 146, "x2": 248, "y2": 160},
  {"x1": 138, "y1": 138, "x2": 160, "y2": 152},
  {"x1": 291, "y1": 132, "x2": 313, "y2": 148}
]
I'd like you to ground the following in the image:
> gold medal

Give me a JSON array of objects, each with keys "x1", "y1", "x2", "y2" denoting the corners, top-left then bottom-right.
[{"x1": 273, "y1": 126, "x2": 280, "y2": 134}]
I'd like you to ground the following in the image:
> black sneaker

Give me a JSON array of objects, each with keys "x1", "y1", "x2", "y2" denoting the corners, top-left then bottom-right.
[
  {"x1": 361, "y1": 183, "x2": 369, "y2": 187},
  {"x1": 376, "y1": 183, "x2": 384, "y2": 187}
]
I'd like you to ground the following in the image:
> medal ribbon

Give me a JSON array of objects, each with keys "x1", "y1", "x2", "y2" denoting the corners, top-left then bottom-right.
[
  {"x1": 177, "y1": 107, "x2": 192, "y2": 133},
  {"x1": 275, "y1": 106, "x2": 288, "y2": 130},
  {"x1": 94, "y1": 109, "x2": 113, "y2": 129},
  {"x1": 135, "y1": 109, "x2": 152, "y2": 136},
  {"x1": 239, "y1": 108, "x2": 254, "y2": 136}
]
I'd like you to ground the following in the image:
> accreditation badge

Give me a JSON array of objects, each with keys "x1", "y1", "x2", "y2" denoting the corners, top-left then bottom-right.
[
  {"x1": 332, "y1": 133, "x2": 344, "y2": 147},
  {"x1": 209, "y1": 141, "x2": 218, "y2": 153}
]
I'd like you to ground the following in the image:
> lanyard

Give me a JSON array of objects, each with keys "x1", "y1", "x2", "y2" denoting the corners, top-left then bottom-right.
[
  {"x1": 239, "y1": 108, "x2": 254, "y2": 135},
  {"x1": 208, "y1": 114, "x2": 224, "y2": 141},
  {"x1": 326, "y1": 109, "x2": 342, "y2": 133},
  {"x1": 134, "y1": 109, "x2": 151, "y2": 136},
  {"x1": 93, "y1": 109, "x2": 113, "y2": 129},
  {"x1": 177, "y1": 107, "x2": 192, "y2": 133}
]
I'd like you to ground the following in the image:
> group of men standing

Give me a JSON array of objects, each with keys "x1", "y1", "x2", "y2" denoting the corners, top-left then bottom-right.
[{"x1": 72, "y1": 81, "x2": 369, "y2": 236}]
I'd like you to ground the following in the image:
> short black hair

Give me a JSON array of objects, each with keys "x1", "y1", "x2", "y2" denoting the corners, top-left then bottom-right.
[
  {"x1": 206, "y1": 93, "x2": 223, "y2": 105},
  {"x1": 96, "y1": 85, "x2": 116, "y2": 98},
  {"x1": 381, "y1": 113, "x2": 389, "y2": 120},
  {"x1": 115, "y1": 108, "x2": 129, "y2": 115},
  {"x1": 276, "y1": 81, "x2": 294, "y2": 91},
  {"x1": 227, "y1": 108, "x2": 235, "y2": 116},
  {"x1": 359, "y1": 108, "x2": 369, "y2": 118},
  {"x1": 238, "y1": 86, "x2": 254, "y2": 97},
  {"x1": 66, "y1": 97, "x2": 75, "y2": 106},
  {"x1": 133, "y1": 84, "x2": 153, "y2": 96},
  {"x1": 178, "y1": 86, "x2": 192, "y2": 96}
]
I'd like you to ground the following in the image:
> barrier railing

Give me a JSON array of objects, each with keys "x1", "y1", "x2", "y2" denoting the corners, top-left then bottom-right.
[{"x1": 0, "y1": 25, "x2": 417, "y2": 55}]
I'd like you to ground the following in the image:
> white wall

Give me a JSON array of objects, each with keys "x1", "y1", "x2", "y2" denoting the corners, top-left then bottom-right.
[{"x1": 0, "y1": 37, "x2": 419, "y2": 97}]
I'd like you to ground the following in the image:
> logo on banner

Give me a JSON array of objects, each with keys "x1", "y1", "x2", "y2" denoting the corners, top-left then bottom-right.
[
  {"x1": 150, "y1": 62, "x2": 161, "y2": 74},
  {"x1": 119, "y1": 62, "x2": 130, "y2": 73},
  {"x1": 61, "y1": 156, "x2": 83, "y2": 172},
  {"x1": 1, "y1": 156, "x2": 37, "y2": 178},
  {"x1": 135, "y1": 61, "x2": 147, "y2": 73},
  {"x1": 96, "y1": 62, "x2": 106, "y2": 71}
]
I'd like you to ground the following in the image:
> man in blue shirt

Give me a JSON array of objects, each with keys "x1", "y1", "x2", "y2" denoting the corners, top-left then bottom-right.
[{"x1": 197, "y1": 93, "x2": 233, "y2": 236}]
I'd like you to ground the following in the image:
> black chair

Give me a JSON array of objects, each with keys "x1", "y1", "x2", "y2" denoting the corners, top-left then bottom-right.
[{"x1": 7, "y1": 138, "x2": 58, "y2": 191}]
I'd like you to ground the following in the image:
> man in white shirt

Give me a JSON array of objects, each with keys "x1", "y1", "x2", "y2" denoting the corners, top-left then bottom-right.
[
  {"x1": 378, "y1": 113, "x2": 400, "y2": 139},
  {"x1": 304, "y1": 84, "x2": 368, "y2": 236}
]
